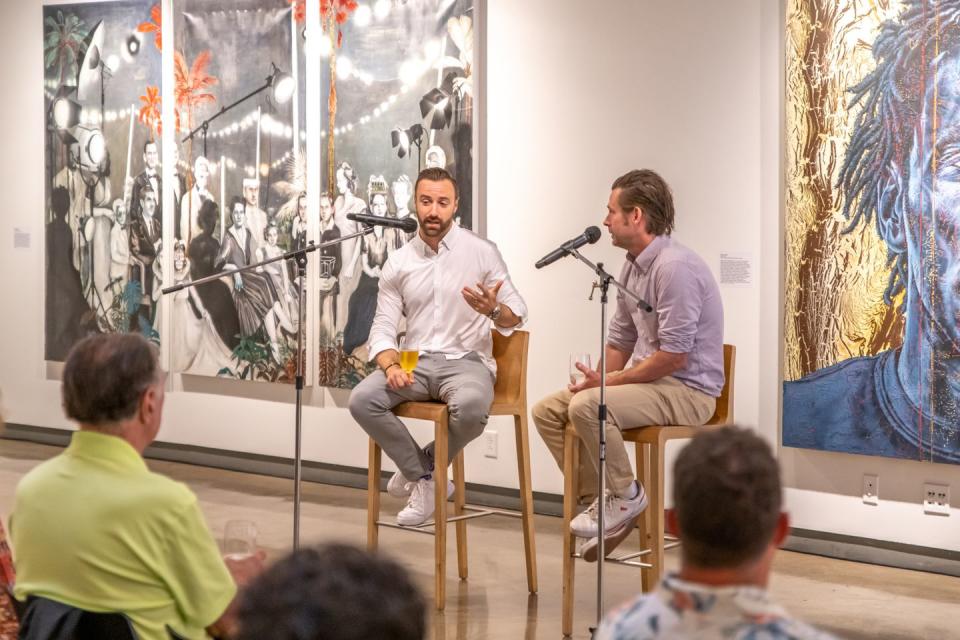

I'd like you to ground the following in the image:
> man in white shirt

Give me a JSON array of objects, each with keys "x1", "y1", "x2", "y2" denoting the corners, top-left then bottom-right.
[
  {"x1": 180, "y1": 156, "x2": 214, "y2": 244},
  {"x1": 349, "y1": 167, "x2": 527, "y2": 526},
  {"x1": 242, "y1": 178, "x2": 268, "y2": 255}
]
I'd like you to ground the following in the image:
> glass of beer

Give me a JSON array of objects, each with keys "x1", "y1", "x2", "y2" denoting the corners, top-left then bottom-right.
[
  {"x1": 399, "y1": 335, "x2": 419, "y2": 373},
  {"x1": 570, "y1": 353, "x2": 592, "y2": 385}
]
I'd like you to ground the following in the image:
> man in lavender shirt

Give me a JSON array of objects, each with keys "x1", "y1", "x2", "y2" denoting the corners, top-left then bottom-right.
[{"x1": 532, "y1": 169, "x2": 724, "y2": 559}]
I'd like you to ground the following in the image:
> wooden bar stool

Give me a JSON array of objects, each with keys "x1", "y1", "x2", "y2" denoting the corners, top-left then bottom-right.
[
  {"x1": 367, "y1": 330, "x2": 538, "y2": 610},
  {"x1": 561, "y1": 344, "x2": 736, "y2": 635}
]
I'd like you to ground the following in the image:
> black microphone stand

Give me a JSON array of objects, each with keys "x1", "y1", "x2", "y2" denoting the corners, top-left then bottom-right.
[
  {"x1": 565, "y1": 247, "x2": 650, "y2": 633},
  {"x1": 162, "y1": 225, "x2": 375, "y2": 549}
]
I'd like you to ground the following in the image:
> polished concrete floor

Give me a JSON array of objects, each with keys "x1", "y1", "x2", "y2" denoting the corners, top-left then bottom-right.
[{"x1": 1, "y1": 438, "x2": 959, "y2": 639}]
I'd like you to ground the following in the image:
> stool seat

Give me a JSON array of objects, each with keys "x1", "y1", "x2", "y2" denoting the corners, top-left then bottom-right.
[
  {"x1": 561, "y1": 344, "x2": 736, "y2": 635},
  {"x1": 367, "y1": 330, "x2": 537, "y2": 610},
  {"x1": 392, "y1": 402, "x2": 448, "y2": 422}
]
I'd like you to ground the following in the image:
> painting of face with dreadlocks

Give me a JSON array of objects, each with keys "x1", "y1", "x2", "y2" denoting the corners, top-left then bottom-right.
[
  {"x1": 43, "y1": 1, "x2": 161, "y2": 361},
  {"x1": 783, "y1": 0, "x2": 960, "y2": 463},
  {"x1": 311, "y1": 0, "x2": 476, "y2": 389},
  {"x1": 171, "y1": 0, "x2": 306, "y2": 382}
]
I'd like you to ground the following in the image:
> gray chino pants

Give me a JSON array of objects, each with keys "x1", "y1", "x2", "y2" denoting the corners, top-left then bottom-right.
[{"x1": 349, "y1": 353, "x2": 495, "y2": 481}]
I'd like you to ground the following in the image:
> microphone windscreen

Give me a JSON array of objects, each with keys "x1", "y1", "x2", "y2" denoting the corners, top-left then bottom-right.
[{"x1": 585, "y1": 226, "x2": 602, "y2": 244}]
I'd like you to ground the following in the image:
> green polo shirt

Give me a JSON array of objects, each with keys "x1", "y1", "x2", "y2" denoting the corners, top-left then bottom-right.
[{"x1": 10, "y1": 430, "x2": 236, "y2": 640}]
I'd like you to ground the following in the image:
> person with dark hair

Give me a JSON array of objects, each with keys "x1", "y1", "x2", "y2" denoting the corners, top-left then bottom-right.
[
  {"x1": 166, "y1": 240, "x2": 234, "y2": 375},
  {"x1": 130, "y1": 140, "x2": 161, "y2": 225},
  {"x1": 218, "y1": 196, "x2": 292, "y2": 362},
  {"x1": 334, "y1": 161, "x2": 368, "y2": 329},
  {"x1": 10, "y1": 334, "x2": 263, "y2": 640},
  {"x1": 129, "y1": 182, "x2": 162, "y2": 331},
  {"x1": 342, "y1": 176, "x2": 392, "y2": 356},
  {"x1": 532, "y1": 169, "x2": 724, "y2": 559},
  {"x1": 45, "y1": 185, "x2": 88, "y2": 360},
  {"x1": 783, "y1": 0, "x2": 960, "y2": 463},
  {"x1": 317, "y1": 191, "x2": 342, "y2": 337},
  {"x1": 189, "y1": 199, "x2": 241, "y2": 350},
  {"x1": 236, "y1": 544, "x2": 425, "y2": 640},
  {"x1": 349, "y1": 167, "x2": 527, "y2": 526},
  {"x1": 595, "y1": 427, "x2": 834, "y2": 639}
]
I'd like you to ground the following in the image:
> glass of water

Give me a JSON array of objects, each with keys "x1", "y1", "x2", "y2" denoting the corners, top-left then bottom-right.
[
  {"x1": 569, "y1": 353, "x2": 592, "y2": 385},
  {"x1": 223, "y1": 519, "x2": 258, "y2": 560}
]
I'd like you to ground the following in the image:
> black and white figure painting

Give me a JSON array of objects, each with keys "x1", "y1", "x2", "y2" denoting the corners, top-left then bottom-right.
[
  {"x1": 43, "y1": 0, "x2": 161, "y2": 361},
  {"x1": 173, "y1": 0, "x2": 305, "y2": 382},
  {"x1": 311, "y1": 0, "x2": 477, "y2": 388}
]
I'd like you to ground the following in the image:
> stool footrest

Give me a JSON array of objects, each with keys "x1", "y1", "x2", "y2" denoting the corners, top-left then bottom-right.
[{"x1": 374, "y1": 504, "x2": 523, "y2": 535}]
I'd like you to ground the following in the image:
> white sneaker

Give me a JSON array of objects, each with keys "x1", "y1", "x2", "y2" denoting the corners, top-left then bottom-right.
[
  {"x1": 569, "y1": 483, "x2": 648, "y2": 538},
  {"x1": 396, "y1": 477, "x2": 455, "y2": 526},
  {"x1": 387, "y1": 470, "x2": 413, "y2": 498}
]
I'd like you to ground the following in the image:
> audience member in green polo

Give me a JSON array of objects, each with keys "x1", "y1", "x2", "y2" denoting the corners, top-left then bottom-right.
[{"x1": 10, "y1": 334, "x2": 262, "y2": 640}]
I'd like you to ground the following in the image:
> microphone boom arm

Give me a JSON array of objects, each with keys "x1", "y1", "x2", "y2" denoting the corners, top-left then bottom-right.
[{"x1": 567, "y1": 248, "x2": 653, "y2": 312}]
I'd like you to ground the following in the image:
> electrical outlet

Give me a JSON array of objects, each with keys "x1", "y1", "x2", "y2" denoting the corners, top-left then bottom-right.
[
  {"x1": 483, "y1": 429, "x2": 498, "y2": 459},
  {"x1": 924, "y1": 483, "x2": 950, "y2": 516},
  {"x1": 862, "y1": 474, "x2": 879, "y2": 505}
]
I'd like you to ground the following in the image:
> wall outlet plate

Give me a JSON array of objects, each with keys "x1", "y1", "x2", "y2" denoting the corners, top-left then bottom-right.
[
  {"x1": 924, "y1": 483, "x2": 950, "y2": 516},
  {"x1": 483, "y1": 429, "x2": 498, "y2": 459},
  {"x1": 862, "y1": 474, "x2": 879, "y2": 505}
]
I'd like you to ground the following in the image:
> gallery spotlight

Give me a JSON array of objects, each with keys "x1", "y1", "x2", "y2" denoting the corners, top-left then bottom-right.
[
  {"x1": 53, "y1": 96, "x2": 80, "y2": 129},
  {"x1": 123, "y1": 32, "x2": 142, "y2": 62},
  {"x1": 270, "y1": 63, "x2": 295, "y2": 104},
  {"x1": 391, "y1": 123, "x2": 423, "y2": 159},
  {"x1": 419, "y1": 87, "x2": 452, "y2": 130},
  {"x1": 75, "y1": 126, "x2": 106, "y2": 168}
]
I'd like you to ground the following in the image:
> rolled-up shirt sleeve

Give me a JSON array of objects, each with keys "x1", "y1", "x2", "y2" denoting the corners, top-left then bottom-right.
[
  {"x1": 655, "y1": 261, "x2": 702, "y2": 354},
  {"x1": 485, "y1": 244, "x2": 528, "y2": 334},
  {"x1": 367, "y1": 258, "x2": 403, "y2": 360},
  {"x1": 606, "y1": 262, "x2": 638, "y2": 353}
]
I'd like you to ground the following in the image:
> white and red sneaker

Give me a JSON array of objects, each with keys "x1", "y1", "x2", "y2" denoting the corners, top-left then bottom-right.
[{"x1": 570, "y1": 483, "x2": 648, "y2": 539}]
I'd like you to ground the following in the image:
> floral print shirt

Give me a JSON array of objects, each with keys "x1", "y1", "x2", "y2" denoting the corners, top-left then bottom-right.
[{"x1": 595, "y1": 574, "x2": 839, "y2": 640}]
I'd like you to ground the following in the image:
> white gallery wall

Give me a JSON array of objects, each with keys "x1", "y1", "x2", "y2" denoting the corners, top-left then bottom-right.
[{"x1": 2, "y1": 0, "x2": 959, "y2": 553}]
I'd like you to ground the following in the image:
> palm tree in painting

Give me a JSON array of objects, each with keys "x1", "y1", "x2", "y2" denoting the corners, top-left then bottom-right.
[
  {"x1": 44, "y1": 10, "x2": 88, "y2": 85},
  {"x1": 174, "y1": 50, "x2": 218, "y2": 132},
  {"x1": 138, "y1": 85, "x2": 180, "y2": 136},
  {"x1": 174, "y1": 50, "x2": 218, "y2": 177},
  {"x1": 137, "y1": 4, "x2": 163, "y2": 52},
  {"x1": 291, "y1": 0, "x2": 357, "y2": 192}
]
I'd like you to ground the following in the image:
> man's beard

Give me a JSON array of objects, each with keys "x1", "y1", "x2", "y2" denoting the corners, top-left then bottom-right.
[{"x1": 419, "y1": 216, "x2": 452, "y2": 237}]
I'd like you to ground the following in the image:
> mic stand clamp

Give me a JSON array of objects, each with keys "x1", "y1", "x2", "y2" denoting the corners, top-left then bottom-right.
[
  {"x1": 565, "y1": 248, "x2": 651, "y2": 632},
  {"x1": 161, "y1": 225, "x2": 376, "y2": 550}
]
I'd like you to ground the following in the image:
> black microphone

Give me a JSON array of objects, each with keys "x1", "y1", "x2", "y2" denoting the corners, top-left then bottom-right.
[
  {"x1": 347, "y1": 212, "x2": 418, "y2": 233},
  {"x1": 535, "y1": 226, "x2": 602, "y2": 269}
]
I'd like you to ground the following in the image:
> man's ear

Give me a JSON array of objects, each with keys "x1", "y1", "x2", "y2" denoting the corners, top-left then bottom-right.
[
  {"x1": 138, "y1": 385, "x2": 159, "y2": 426},
  {"x1": 772, "y1": 511, "x2": 790, "y2": 547},
  {"x1": 876, "y1": 163, "x2": 908, "y2": 253}
]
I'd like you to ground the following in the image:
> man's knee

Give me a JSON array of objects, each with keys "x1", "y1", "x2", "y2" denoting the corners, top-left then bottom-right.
[
  {"x1": 348, "y1": 375, "x2": 387, "y2": 422},
  {"x1": 531, "y1": 397, "x2": 560, "y2": 436},
  {"x1": 568, "y1": 391, "x2": 599, "y2": 428},
  {"x1": 447, "y1": 389, "x2": 491, "y2": 437}
]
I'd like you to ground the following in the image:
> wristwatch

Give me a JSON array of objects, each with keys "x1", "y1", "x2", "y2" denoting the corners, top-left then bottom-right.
[{"x1": 487, "y1": 304, "x2": 502, "y2": 322}]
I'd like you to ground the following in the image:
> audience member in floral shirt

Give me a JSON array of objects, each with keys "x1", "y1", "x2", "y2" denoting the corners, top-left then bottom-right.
[{"x1": 596, "y1": 427, "x2": 838, "y2": 640}]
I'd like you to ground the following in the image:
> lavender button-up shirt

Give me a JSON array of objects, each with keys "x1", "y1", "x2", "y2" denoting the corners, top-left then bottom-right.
[{"x1": 607, "y1": 235, "x2": 724, "y2": 397}]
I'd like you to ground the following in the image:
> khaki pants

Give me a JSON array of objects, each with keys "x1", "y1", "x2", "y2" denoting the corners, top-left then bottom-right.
[{"x1": 531, "y1": 375, "x2": 715, "y2": 500}]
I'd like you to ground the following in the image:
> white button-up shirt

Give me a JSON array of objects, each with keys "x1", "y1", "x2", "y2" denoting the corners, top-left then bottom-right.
[{"x1": 367, "y1": 223, "x2": 527, "y2": 375}]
